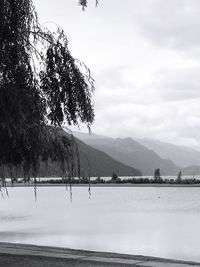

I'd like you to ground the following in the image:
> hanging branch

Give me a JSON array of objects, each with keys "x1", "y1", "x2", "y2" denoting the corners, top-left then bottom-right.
[
  {"x1": 0, "y1": 0, "x2": 95, "y2": 187},
  {"x1": 79, "y1": 0, "x2": 100, "y2": 10}
]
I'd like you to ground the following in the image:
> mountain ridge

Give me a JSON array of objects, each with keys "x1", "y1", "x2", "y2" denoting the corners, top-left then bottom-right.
[
  {"x1": 37, "y1": 131, "x2": 142, "y2": 177},
  {"x1": 73, "y1": 132, "x2": 181, "y2": 176},
  {"x1": 137, "y1": 138, "x2": 200, "y2": 168}
]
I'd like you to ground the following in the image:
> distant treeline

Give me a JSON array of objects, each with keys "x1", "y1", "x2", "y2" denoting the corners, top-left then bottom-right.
[
  {"x1": 34, "y1": 176, "x2": 200, "y2": 185},
  {"x1": 12, "y1": 169, "x2": 200, "y2": 185}
]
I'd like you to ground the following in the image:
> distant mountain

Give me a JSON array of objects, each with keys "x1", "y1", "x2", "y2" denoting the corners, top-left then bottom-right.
[
  {"x1": 137, "y1": 138, "x2": 200, "y2": 168},
  {"x1": 75, "y1": 137, "x2": 142, "y2": 177},
  {"x1": 72, "y1": 131, "x2": 107, "y2": 141},
  {"x1": 181, "y1": 165, "x2": 200, "y2": 176},
  {"x1": 73, "y1": 132, "x2": 180, "y2": 176},
  {"x1": 38, "y1": 131, "x2": 142, "y2": 177}
]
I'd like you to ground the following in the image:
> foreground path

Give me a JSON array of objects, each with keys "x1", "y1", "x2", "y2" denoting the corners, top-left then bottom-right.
[{"x1": 0, "y1": 242, "x2": 199, "y2": 267}]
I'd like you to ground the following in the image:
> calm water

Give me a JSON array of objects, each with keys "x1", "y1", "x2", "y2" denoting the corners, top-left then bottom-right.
[{"x1": 0, "y1": 186, "x2": 200, "y2": 262}]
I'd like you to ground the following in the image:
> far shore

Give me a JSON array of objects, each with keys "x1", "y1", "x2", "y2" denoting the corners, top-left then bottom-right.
[{"x1": 4, "y1": 182, "x2": 200, "y2": 187}]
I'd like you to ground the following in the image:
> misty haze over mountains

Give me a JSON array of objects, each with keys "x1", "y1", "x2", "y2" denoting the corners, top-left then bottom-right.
[
  {"x1": 137, "y1": 138, "x2": 200, "y2": 168},
  {"x1": 73, "y1": 131, "x2": 200, "y2": 176}
]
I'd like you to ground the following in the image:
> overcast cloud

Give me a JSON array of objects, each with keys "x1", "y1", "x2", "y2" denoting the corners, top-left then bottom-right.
[{"x1": 34, "y1": 0, "x2": 200, "y2": 149}]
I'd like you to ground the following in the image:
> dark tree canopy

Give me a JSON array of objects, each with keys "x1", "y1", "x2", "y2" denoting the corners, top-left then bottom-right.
[
  {"x1": 79, "y1": 0, "x2": 99, "y2": 10},
  {"x1": 111, "y1": 171, "x2": 118, "y2": 181},
  {"x1": 154, "y1": 168, "x2": 161, "y2": 182},
  {"x1": 0, "y1": 0, "x2": 95, "y2": 185},
  {"x1": 176, "y1": 171, "x2": 182, "y2": 183}
]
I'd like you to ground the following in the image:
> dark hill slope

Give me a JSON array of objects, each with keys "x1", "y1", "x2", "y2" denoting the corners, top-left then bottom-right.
[
  {"x1": 76, "y1": 135, "x2": 180, "y2": 176},
  {"x1": 76, "y1": 138, "x2": 142, "y2": 177},
  {"x1": 38, "y1": 134, "x2": 142, "y2": 177}
]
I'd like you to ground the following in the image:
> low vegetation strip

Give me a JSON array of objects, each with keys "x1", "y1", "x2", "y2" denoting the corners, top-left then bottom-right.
[
  {"x1": 35, "y1": 177, "x2": 200, "y2": 185},
  {"x1": 3, "y1": 169, "x2": 200, "y2": 188}
]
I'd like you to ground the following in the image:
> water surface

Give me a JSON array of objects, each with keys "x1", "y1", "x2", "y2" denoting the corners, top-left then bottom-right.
[{"x1": 0, "y1": 186, "x2": 200, "y2": 262}]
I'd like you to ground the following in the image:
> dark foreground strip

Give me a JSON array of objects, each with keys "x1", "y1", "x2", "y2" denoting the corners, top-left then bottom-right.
[{"x1": 0, "y1": 242, "x2": 199, "y2": 266}]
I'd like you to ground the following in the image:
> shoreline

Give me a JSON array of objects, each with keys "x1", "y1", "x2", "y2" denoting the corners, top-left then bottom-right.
[
  {"x1": 5, "y1": 183, "x2": 200, "y2": 187},
  {"x1": 0, "y1": 242, "x2": 200, "y2": 266}
]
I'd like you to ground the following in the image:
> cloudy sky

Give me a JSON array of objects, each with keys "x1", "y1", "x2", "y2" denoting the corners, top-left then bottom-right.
[{"x1": 34, "y1": 0, "x2": 200, "y2": 149}]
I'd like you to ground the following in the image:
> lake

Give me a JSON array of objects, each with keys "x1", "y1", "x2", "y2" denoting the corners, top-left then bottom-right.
[{"x1": 0, "y1": 186, "x2": 200, "y2": 262}]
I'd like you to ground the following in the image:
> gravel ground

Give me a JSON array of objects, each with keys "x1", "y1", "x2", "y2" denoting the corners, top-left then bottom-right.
[{"x1": 0, "y1": 253, "x2": 131, "y2": 267}]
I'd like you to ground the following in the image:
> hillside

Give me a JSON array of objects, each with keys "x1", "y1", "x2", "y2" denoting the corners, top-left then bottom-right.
[
  {"x1": 37, "y1": 132, "x2": 142, "y2": 177},
  {"x1": 76, "y1": 138, "x2": 142, "y2": 177},
  {"x1": 74, "y1": 132, "x2": 180, "y2": 176}
]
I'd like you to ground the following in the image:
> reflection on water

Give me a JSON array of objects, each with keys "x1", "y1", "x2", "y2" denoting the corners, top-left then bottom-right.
[{"x1": 0, "y1": 186, "x2": 200, "y2": 262}]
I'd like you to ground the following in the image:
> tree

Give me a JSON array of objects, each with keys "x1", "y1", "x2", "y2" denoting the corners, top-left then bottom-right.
[
  {"x1": 111, "y1": 171, "x2": 118, "y2": 181},
  {"x1": 0, "y1": 0, "x2": 96, "y2": 186},
  {"x1": 176, "y1": 171, "x2": 182, "y2": 184},
  {"x1": 154, "y1": 168, "x2": 162, "y2": 183},
  {"x1": 79, "y1": 0, "x2": 99, "y2": 10}
]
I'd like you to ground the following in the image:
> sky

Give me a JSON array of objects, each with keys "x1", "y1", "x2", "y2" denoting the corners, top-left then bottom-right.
[{"x1": 34, "y1": 0, "x2": 200, "y2": 149}]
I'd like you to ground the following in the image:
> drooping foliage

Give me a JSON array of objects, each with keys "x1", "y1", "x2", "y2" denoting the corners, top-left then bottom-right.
[
  {"x1": 79, "y1": 0, "x2": 99, "y2": 10},
  {"x1": 0, "y1": 0, "x2": 95, "y2": 186}
]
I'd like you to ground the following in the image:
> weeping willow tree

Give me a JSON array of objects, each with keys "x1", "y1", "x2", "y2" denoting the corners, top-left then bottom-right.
[
  {"x1": 79, "y1": 0, "x2": 99, "y2": 9},
  {"x1": 0, "y1": 0, "x2": 97, "y2": 187}
]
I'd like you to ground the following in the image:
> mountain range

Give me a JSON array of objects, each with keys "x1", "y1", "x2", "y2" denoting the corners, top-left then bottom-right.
[
  {"x1": 137, "y1": 138, "x2": 200, "y2": 168},
  {"x1": 73, "y1": 131, "x2": 200, "y2": 176},
  {"x1": 38, "y1": 131, "x2": 142, "y2": 177},
  {"x1": 75, "y1": 137, "x2": 142, "y2": 177}
]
